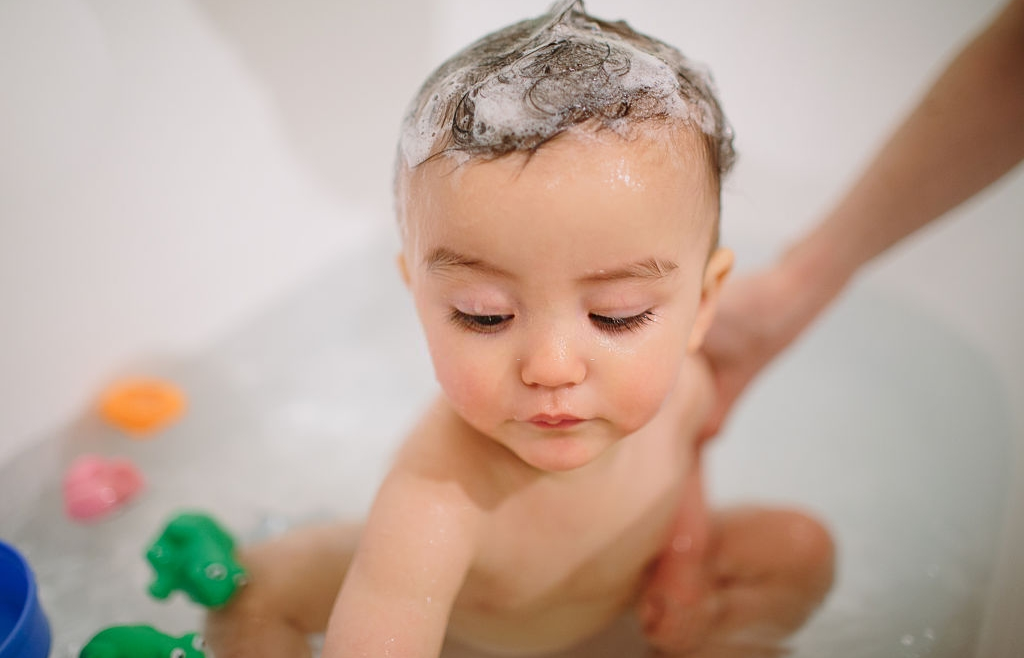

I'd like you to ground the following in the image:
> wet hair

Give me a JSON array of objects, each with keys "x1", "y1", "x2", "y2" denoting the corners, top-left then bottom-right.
[{"x1": 398, "y1": 0, "x2": 735, "y2": 180}]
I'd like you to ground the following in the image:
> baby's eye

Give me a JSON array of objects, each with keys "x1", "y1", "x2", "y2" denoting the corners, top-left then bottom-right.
[
  {"x1": 589, "y1": 310, "x2": 656, "y2": 334},
  {"x1": 449, "y1": 309, "x2": 513, "y2": 333}
]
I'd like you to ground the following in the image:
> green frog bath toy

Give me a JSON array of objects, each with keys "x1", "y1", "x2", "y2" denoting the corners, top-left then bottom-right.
[
  {"x1": 79, "y1": 625, "x2": 205, "y2": 658},
  {"x1": 145, "y1": 511, "x2": 248, "y2": 608}
]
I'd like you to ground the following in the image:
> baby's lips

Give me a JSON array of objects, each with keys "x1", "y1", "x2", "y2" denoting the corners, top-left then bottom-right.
[
  {"x1": 63, "y1": 454, "x2": 145, "y2": 522},
  {"x1": 99, "y1": 378, "x2": 186, "y2": 436}
]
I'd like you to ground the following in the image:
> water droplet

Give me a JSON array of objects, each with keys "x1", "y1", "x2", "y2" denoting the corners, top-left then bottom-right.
[
  {"x1": 923, "y1": 628, "x2": 936, "y2": 641},
  {"x1": 205, "y1": 563, "x2": 227, "y2": 580},
  {"x1": 901, "y1": 634, "x2": 915, "y2": 646},
  {"x1": 671, "y1": 535, "x2": 693, "y2": 553}
]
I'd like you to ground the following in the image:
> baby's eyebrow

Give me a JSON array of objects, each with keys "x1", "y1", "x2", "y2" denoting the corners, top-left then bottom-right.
[
  {"x1": 424, "y1": 248, "x2": 677, "y2": 282},
  {"x1": 424, "y1": 247, "x2": 513, "y2": 278},
  {"x1": 581, "y1": 258, "x2": 678, "y2": 282}
]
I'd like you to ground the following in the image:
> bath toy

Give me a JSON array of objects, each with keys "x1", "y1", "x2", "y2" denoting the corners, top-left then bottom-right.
[
  {"x1": 0, "y1": 540, "x2": 51, "y2": 658},
  {"x1": 99, "y1": 378, "x2": 186, "y2": 436},
  {"x1": 79, "y1": 625, "x2": 205, "y2": 658},
  {"x1": 145, "y1": 512, "x2": 248, "y2": 608},
  {"x1": 62, "y1": 455, "x2": 145, "y2": 523}
]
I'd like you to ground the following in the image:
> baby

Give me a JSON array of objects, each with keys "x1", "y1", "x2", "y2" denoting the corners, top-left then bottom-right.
[{"x1": 206, "y1": 2, "x2": 834, "y2": 656}]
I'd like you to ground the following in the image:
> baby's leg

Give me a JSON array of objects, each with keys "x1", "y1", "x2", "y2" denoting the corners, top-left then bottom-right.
[
  {"x1": 204, "y1": 522, "x2": 361, "y2": 658},
  {"x1": 703, "y1": 507, "x2": 835, "y2": 652},
  {"x1": 640, "y1": 504, "x2": 835, "y2": 655}
]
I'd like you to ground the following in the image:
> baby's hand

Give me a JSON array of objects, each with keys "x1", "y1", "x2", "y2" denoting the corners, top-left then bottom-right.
[{"x1": 638, "y1": 520, "x2": 721, "y2": 654}]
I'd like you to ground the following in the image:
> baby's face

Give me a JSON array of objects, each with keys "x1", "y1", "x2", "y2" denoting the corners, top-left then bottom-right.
[{"x1": 400, "y1": 127, "x2": 728, "y2": 472}]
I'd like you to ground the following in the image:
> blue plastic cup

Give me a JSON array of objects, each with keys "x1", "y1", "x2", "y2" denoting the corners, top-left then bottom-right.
[{"x1": 0, "y1": 540, "x2": 50, "y2": 658}]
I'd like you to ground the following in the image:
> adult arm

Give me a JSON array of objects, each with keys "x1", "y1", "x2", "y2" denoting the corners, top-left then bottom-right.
[{"x1": 700, "y1": 0, "x2": 1024, "y2": 437}]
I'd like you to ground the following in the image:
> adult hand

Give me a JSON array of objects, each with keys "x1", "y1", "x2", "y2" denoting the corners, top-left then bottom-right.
[
  {"x1": 697, "y1": 240, "x2": 852, "y2": 441},
  {"x1": 697, "y1": 267, "x2": 796, "y2": 441},
  {"x1": 700, "y1": 0, "x2": 1024, "y2": 441}
]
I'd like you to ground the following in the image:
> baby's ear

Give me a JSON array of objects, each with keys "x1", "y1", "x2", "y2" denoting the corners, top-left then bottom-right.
[
  {"x1": 397, "y1": 252, "x2": 412, "y2": 288},
  {"x1": 687, "y1": 248, "x2": 733, "y2": 352}
]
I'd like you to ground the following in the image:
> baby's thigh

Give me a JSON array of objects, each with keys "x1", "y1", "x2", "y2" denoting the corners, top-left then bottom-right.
[{"x1": 237, "y1": 522, "x2": 364, "y2": 631}]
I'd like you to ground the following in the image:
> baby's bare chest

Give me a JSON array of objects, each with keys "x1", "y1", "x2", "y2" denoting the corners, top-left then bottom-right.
[
  {"x1": 446, "y1": 432, "x2": 691, "y2": 654},
  {"x1": 442, "y1": 361, "x2": 710, "y2": 652},
  {"x1": 464, "y1": 426, "x2": 690, "y2": 611}
]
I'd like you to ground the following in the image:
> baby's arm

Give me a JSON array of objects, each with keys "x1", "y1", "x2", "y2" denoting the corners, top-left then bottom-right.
[{"x1": 322, "y1": 469, "x2": 481, "y2": 658}]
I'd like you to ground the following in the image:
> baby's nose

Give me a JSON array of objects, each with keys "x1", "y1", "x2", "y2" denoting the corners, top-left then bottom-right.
[{"x1": 519, "y1": 324, "x2": 587, "y2": 388}]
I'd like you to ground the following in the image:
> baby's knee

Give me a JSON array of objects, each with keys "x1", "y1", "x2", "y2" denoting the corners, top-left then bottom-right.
[{"x1": 717, "y1": 506, "x2": 835, "y2": 596}]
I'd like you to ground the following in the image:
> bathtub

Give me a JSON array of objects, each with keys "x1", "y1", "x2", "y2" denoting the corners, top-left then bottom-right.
[
  {"x1": 0, "y1": 231, "x2": 1011, "y2": 658},
  {"x1": 2, "y1": 0, "x2": 1022, "y2": 654}
]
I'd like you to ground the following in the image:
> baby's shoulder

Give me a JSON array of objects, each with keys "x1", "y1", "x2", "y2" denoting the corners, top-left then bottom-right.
[
  {"x1": 397, "y1": 398, "x2": 488, "y2": 472},
  {"x1": 354, "y1": 412, "x2": 488, "y2": 597},
  {"x1": 383, "y1": 397, "x2": 507, "y2": 515},
  {"x1": 367, "y1": 447, "x2": 486, "y2": 555}
]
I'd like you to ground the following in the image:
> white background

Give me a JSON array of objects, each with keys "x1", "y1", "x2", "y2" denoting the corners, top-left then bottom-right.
[{"x1": 1, "y1": 0, "x2": 1021, "y2": 653}]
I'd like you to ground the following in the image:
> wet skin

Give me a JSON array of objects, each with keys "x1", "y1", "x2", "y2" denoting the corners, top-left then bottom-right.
[{"x1": 204, "y1": 125, "x2": 834, "y2": 658}]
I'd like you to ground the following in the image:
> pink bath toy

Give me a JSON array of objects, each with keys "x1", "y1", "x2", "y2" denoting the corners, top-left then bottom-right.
[{"x1": 63, "y1": 455, "x2": 145, "y2": 522}]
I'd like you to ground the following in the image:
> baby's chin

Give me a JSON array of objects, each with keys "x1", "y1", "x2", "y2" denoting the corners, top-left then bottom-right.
[{"x1": 499, "y1": 421, "x2": 630, "y2": 473}]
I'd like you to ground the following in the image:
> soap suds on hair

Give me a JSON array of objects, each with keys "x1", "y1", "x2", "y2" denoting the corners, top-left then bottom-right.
[{"x1": 399, "y1": 0, "x2": 734, "y2": 176}]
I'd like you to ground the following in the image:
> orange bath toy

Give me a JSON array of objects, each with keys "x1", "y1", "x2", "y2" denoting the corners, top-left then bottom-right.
[{"x1": 99, "y1": 379, "x2": 186, "y2": 436}]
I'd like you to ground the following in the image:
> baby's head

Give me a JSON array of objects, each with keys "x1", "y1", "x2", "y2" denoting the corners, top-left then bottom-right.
[
  {"x1": 395, "y1": 1, "x2": 736, "y2": 471},
  {"x1": 396, "y1": 0, "x2": 734, "y2": 229}
]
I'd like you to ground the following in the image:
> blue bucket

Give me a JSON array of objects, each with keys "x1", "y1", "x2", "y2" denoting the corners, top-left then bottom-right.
[{"x1": 0, "y1": 541, "x2": 50, "y2": 658}]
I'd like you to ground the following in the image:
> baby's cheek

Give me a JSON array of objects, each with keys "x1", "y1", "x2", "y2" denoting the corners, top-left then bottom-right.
[
  {"x1": 433, "y1": 353, "x2": 504, "y2": 423},
  {"x1": 618, "y1": 377, "x2": 670, "y2": 430},
  {"x1": 421, "y1": 327, "x2": 485, "y2": 408},
  {"x1": 611, "y1": 351, "x2": 684, "y2": 430}
]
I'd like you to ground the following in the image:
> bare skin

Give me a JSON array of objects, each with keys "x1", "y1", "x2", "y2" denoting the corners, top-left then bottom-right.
[
  {"x1": 206, "y1": 127, "x2": 834, "y2": 657},
  {"x1": 698, "y1": 0, "x2": 1024, "y2": 442},
  {"x1": 643, "y1": 2, "x2": 1024, "y2": 646},
  {"x1": 207, "y1": 360, "x2": 833, "y2": 657}
]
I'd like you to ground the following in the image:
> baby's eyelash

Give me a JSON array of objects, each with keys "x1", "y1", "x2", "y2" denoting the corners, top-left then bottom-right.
[
  {"x1": 589, "y1": 310, "x2": 656, "y2": 334},
  {"x1": 449, "y1": 309, "x2": 513, "y2": 333},
  {"x1": 450, "y1": 309, "x2": 655, "y2": 334}
]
